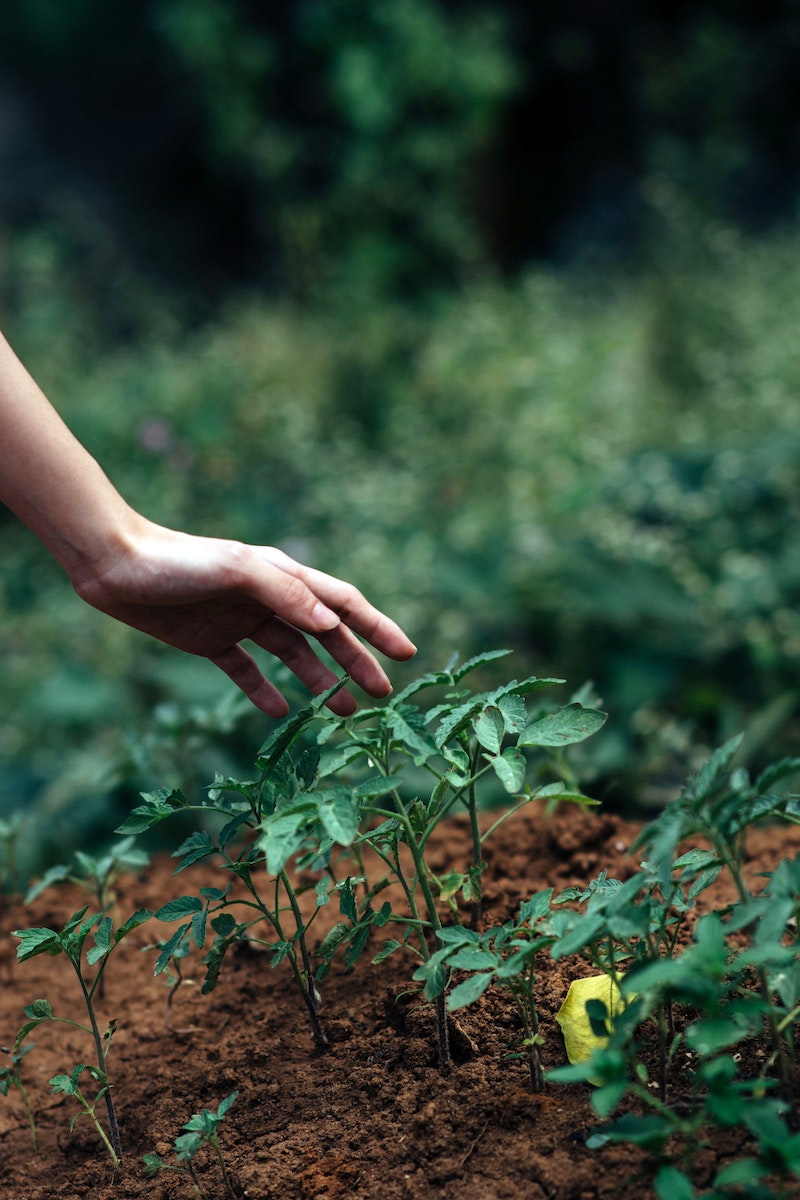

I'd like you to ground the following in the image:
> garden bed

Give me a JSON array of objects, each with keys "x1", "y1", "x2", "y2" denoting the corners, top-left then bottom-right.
[{"x1": 2, "y1": 799, "x2": 798, "y2": 1200}]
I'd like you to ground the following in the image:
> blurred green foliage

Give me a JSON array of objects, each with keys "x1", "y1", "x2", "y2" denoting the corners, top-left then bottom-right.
[{"x1": 2, "y1": 1, "x2": 799, "y2": 303}]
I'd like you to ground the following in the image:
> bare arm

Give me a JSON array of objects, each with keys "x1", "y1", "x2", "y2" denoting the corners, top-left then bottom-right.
[{"x1": 0, "y1": 332, "x2": 416, "y2": 716}]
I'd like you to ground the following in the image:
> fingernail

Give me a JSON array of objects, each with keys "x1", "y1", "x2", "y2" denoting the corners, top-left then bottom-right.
[{"x1": 312, "y1": 602, "x2": 340, "y2": 629}]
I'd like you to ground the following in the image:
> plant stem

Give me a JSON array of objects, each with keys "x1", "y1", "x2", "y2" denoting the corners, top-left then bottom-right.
[
  {"x1": 280, "y1": 870, "x2": 329, "y2": 1048},
  {"x1": 16, "y1": 1082, "x2": 37, "y2": 1149},
  {"x1": 391, "y1": 792, "x2": 451, "y2": 1067},
  {"x1": 211, "y1": 1135, "x2": 238, "y2": 1199},
  {"x1": 467, "y1": 746, "x2": 483, "y2": 930},
  {"x1": 71, "y1": 961, "x2": 123, "y2": 1164}
]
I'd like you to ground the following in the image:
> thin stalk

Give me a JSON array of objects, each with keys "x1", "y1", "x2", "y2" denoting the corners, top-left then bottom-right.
[
  {"x1": 705, "y1": 824, "x2": 796, "y2": 1111},
  {"x1": 239, "y1": 865, "x2": 328, "y2": 1047},
  {"x1": 75, "y1": 1086, "x2": 120, "y2": 1169},
  {"x1": 210, "y1": 1135, "x2": 238, "y2": 1199},
  {"x1": 14, "y1": 1081, "x2": 37, "y2": 1149},
  {"x1": 280, "y1": 870, "x2": 329, "y2": 1048},
  {"x1": 510, "y1": 975, "x2": 543, "y2": 1092},
  {"x1": 656, "y1": 1003, "x2": 669, "y2": 1104},
  {"x1": 188, "y1": 1160, "x2": 208, "y2": 1198},
  {"x1": 390, "y1": 792, "x2": 451, "y2": 1067},
  {"x1": 72, "y1": 962, "x2": 122, "y2": 1164},
  {"x1": 466, "y1": 746, "x2": 483, "y2": 930}
]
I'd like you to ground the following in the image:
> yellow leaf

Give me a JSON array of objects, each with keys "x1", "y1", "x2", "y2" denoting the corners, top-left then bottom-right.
[{"x1": 555, "y1": 974, "x2": 627, "y2": 1066}]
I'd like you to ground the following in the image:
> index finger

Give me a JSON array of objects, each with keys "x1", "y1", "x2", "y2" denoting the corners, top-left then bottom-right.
[{"x1": 259, "y1": 551, "x2": 417, "y2": 661}]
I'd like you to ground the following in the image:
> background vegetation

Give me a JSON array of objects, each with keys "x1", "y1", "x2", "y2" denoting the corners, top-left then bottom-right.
[{"x1": 1, "y1": 0, "x2": 799, "y2": 878}]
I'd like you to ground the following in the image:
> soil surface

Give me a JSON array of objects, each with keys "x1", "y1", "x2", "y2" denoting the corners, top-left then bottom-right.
[{"x1": 1, "y1": 801, "x2": 799, "y2": 1200}]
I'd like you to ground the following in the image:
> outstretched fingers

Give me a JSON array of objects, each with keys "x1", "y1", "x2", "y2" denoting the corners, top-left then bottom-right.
[
  {"x1": 210, "y1": 644, "x2": 291, "y2": 717},
  {"x1": 253, "y1": 550, "x2": 417, "y2": 661},
  {"x1": 248, "y1": 620, "x2": 360, "y2": 716}
]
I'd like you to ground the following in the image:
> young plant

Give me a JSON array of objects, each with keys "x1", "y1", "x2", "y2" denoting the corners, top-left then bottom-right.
[
  {"x1": 12, "y1": 904, "x2": 153, "y2": 1165},
  {"x1": 412, "y1": 889, "x2": 556, "y2": 1089},
  {"x1": 545, "y1": 736, "x2": 800, "y2": 1197},
  {"x1": 0, "y1": 1041, "x2": 37, "y2": 1148},
  {"x1": 143, "y1": 1090, "x2": 239, "y2": 1199},
  {"x1": 311, "y1": 652, "x2": 605, "y2": 1065},
  {"x1": 50, "y1": 1063, "x2": 121, "y2": 1168},
  {"x1": 119, "y1": 682, "x2": 353, "y2": 1048},
  {"x1": 24, "y1": 835, "x2": 150, "y2": 911},
  {"x1": 119, "y1": 656, "x2": 605, "y2": 1069}
]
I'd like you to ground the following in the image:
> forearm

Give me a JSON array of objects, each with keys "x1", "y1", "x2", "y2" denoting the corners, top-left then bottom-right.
[{"x1": 0, "y1": 332, "x2": 142, "y2": 582}]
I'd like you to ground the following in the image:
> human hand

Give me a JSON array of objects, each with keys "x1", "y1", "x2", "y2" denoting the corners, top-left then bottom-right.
[{"x1": 72, "y1": 521, "x2": 416, "y2": 717}]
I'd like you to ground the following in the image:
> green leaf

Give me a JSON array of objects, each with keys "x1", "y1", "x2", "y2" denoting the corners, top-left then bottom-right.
[
  {"x1": 492, "y1": 748, "x2": 526, "y2": 793},
  {"x1": 172, "y1": 831, "x2": 215, "y2": 873},
  {"x1": 589, "y1": 1112, "x2": 673, "y2": 1149},
  {"x1": 315, "y1": 787, "x2": 359, "y2": 845},
  {"x1": 447, "y1": 972, "x2": 492, "y2": 1010},
  {"x1": 392, "y1": 669, "x2": 454, "y2": 704},
  {"x1": 672, "y1": 848, "x2": 719, "y2": 871},
  {"x1": 452, "y1": 650, "x2": 512, "y2": 681},
  {"x1": 655, "y1": 1166, "x2": 696, "y2": 1200},
  {"x1": 174, "y1": 1131, "x2": 203, "y2": 1162},
  {"x1": 115, "y1": 908, "x2": 153, "y2": 944},
  {"x1": 14, "y1": 999, "x2": 54, "y2": 1049},
  {"x1": 473, "y1": 706, "x2": 505, "y2": 755},
  {"x1": 355, "y1": 776, "x2": 403, "y2": 799},
  {"x1": 519, "y1": 704, "x2": 607, "y2": 747},
  {"x1": 154, "y1": 924, "x2": 191, "y2": 975},
  {"x1": 685, "y1": 1019, "x2": 749, "y2": 1056},
  {"x1": 23, "y1": 864, "x2": 71, "y2": 904},
  {"x1": 50, "y1": 1071, "x2": 80, "y2": 1097},
  {"x1": 142, "y1": 1152, "x2": 164, "y2": 1177},
  {"x1": 413, "y1": 957, "x2": 448, "y2": 1001},
  {"x1": 258, "y1": 806, "x2": 313, "y2": 875},
  {"x1": 217, "y1": 1091, "x2": 238, "y2": 1119},
  {"x1": 713, "y1": 1160, "x2": 765, "y2": 1188},
  {"x1": 86, "y1": 916, "x2": 113, "y2": 966},
  {"x1": 497, "y1": 693, "x2": 529, "y2": 734},
  {"x1": 190, "y1": 909, "x2": 208, "y2": 949},
  {"x1": 447, "y1": 948, "x2": 497, "y2": 971},
  {"x1": 115, "y1": 787, "x2": 188, "y2": 834},
  {"x1": 156, "y1": 896, "x2": 204, "y2": 922},
  {"x1": 338, "y1": 879, "x2": 358, "y2": 924},
  {"x1": 12, "y1": 927, "x2": 62, "y2": 962},
  {"x1": 257, "y1": 679, "x2": 348, "y2": 773},
  {"x1": 372, "y1": 939, "x2": 403, "y2": 965},
  {"x1": 387, "y1": 706, "x2": 438, "y2": 764}
]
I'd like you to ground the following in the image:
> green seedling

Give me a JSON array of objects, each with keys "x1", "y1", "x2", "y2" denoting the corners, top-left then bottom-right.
[
  {"x1": 119, "y1": 682, "x2": 353, "y2": 1048},
  {"x1": 25, "y1": 835, "x2": 150, "y2": 912},
  {"x1": 310, "y1": 652, "x2": 604, "y2": 1065},
  {"x1": 0, "y1": 1042, "x2": 37, "y2": 1148},
  {"x1": 142, "y1": 935, "x2": 196, "y2": 1032},
  {"x1": 143, "y1": 1090, "x2": 239, "y2": 1199},
  {"x1": 50, "y1": 1063, "x2": 121, "y2": 1167},
  {"x1": 413, "y1": 889, "x2": 556, "y2": 1089},
  {"x1": 545, "y1": 736, "x2": 800, "y2": 1195},
  {"x1": 13, "y1": 904, "x2": 153, "y2": 1165},
  {"x1": 120, "y1": 655, "x2": 605, "y2": 1068}
]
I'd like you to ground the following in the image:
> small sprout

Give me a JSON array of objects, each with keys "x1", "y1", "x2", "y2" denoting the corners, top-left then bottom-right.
[
  {"x1": 0, "y1": 1042, "x2": 38, "y2": 1148},
  {"x1": 12, "y1": 905, "x2": 153, "y2": 1164},
  {"x1": 50, "y1": 1064, "x2": 120, "y2": 1169},
  {"x1": 143, "y1": 1092, "x2": 239, "y2": 1198}
]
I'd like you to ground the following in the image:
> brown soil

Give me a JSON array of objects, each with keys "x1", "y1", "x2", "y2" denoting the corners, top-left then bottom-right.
[{"x1": 1, "y1": 801, "x2": 799, "y2": 1200}]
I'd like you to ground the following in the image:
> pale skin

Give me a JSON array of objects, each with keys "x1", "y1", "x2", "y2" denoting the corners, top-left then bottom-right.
[{"x1": 0, "y1": 332, "x2": 416, "y2": 717}]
